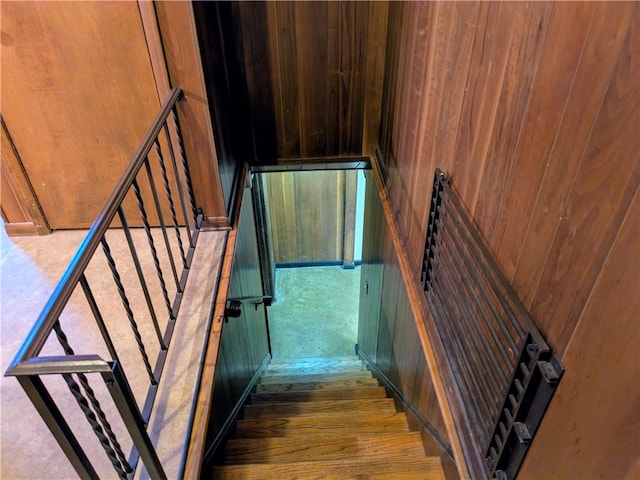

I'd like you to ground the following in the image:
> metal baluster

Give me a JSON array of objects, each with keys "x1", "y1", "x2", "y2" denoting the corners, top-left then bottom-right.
[
  {"x1": 118, "y1": 208, "x2": 166, "y2": 350},
  {"x1": 132, "y1": 178, "x2": 174, "y2": 320},
  {"x1": 103, "y1": 363, "x2": 167, "y2": 480},
  {"x1": 101, "y1": 238, "x2": 157, "y2": 385},
  {"x1": 143, "y1": 159, "x2": 181, "y2": 290},
  {"x1": 153, "y1": 139, "x2": 187, "y2": 266},
  {"x1": 17, "y1": 376, "x2": 99, "y2": 480},
  {"x1": 170, "y1": 107, "x2": 197, "y2": 224},
  {"x1": 163, "y1": 123, "x2": 193, "y2": 247},
  {"x1": 53, "y1": 322, "x2": 132, "y2": 478},
  {"x1": 79, "y1": 274, "x2": 121, "y2": 364}
]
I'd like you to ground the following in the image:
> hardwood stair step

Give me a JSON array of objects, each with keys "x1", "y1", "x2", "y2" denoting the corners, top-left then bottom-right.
[
  {"x1": 224, "y1": 432, "x2": 425, "y2": 464},
  {"x1": 256, "y1": 378, "x2": 379, "y2": 393},
  {"x1": 234, "y1": 412, "x2": 409, "y2": 438},
  {"x1": 265, "y1": 362, "x2": 368, "y2": 376},
  {"x1": 250, "y1": 386, "x2": 388, "y2": 404},
  {"x1": 211, "y1": 457, "x2": 446, "y2": 480},
  {"x1": 268, "y1": 356, "x2": 361, "y2": 365},
  {"x1": 243, "y1": 398, "x2": 397, "y2": 419},
  {"x1": 259, "y1": 371, "x2": 374, "y2": 385}
]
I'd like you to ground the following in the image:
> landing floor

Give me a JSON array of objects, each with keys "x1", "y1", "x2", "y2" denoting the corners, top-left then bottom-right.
[
  {"x1": 0, "y1": 223, "x2": 226, "y2": 479},
  {"x1": 269, "y1": 265, "x2": 361, "y2": 359}
]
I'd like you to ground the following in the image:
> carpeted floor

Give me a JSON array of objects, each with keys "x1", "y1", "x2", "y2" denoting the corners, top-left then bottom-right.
[{"x1": 268, "y1": 265, "x2": 361, "y2": 359}]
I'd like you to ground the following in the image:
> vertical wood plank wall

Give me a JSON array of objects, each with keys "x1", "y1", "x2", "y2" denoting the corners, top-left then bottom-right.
[
  {"x1": 152, "y1": 1, "x2": 228, "y2": 222},
  {"x1": 358, "y1": 169, "x2": 449, "y2": 451},
  {"x1": 379, "y1": 2, "x2": 639, "y2": 478},
  {"x1": 192, "y1": 2, "x2": 256, "y2": 214},
  {"x1": 262, "y1": 170, "x2": 358, "y2": 264},
  {"x1": 236, "y1": 1, "x2": 389, "y2": 161},
  {"x1": 208, "y1": 185, "x2": 269, "y2": 447}
]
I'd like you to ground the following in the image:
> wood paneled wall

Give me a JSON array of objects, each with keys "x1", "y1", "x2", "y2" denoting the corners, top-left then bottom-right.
[
  {"x1": 358, "y1": 169, "x2": 449, "y2": 454},
  {"x1": 192, "y1": 2, "x2": 254, "y2": 213},
  {"x1": 207, "y1": 183, "x2": 269, "y2": 454},
  {"x1": 262, "y1": 170, "x2": 358, "y2": 264},
  {"x1": 235, "y1": 1, "x2": 388, "y2": 161},
  {"x1": 1, "y1": 2, "x2": 161, "y2": 229},
  {"x1": 153, "y1": 1, "x2": 228, "y2": 222},
  {"x1": 1, "y1": 2, "x2": 227, "y2": 231},
  {"x1": 379, "y1": 2, "x2": 639, "y2": 478}
]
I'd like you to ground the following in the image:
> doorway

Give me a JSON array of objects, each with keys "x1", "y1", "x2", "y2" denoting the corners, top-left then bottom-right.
[{"x1": 255, "y1": 168, "x2": 366, "y2": 359}]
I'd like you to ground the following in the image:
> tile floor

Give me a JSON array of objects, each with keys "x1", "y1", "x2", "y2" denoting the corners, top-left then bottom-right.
[{"x1": 0, "y1": 221, "x2": 226, "y2": 479}]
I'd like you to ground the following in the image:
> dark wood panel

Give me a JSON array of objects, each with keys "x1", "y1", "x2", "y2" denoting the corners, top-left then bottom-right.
[
  {"x1": 489, "y1": 2, "x2": 597, "y2": 278},
  {"x1": 362, "y1": 2, "x2": 389, "y2": 156},
  {"x1": 357, "y1": 170, "x2": 384, "y2": 362},
  {"x1": 377, "y1": 2, "x2": 639, "y2": 477},
  {"x1": 262, "y1": 170, "x2": 359, "y2": 264},
  {"x1": 470, "y1": 2, "x2": 553, "y2": 237},
  {"x1": 519, "y1": 188, "x2": 640, "y2": 480},
  {"x1": 235, "y1": 1, "x2": 388, "y2": 162},
  {"x1": 358, "y1": 169, "x2": 450, "y2": 460},
  {"x1": 267, "y1": 2, "x2": 300, "y2": 158},
  {"x1": 206, "y1": 182, "x2": 270, "y2": 463},
  {"x1": 512, "y1": 2, "x2": 634, "y2": 307},
  {"x1": 528, "y1": 9, "x2": 639, "y2": 353},
  {"x1": 193, "y1": 2, "x2": 254, "y2": 214}
]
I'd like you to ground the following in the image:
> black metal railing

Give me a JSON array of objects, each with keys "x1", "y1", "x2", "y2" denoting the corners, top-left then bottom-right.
[
  {"x1": 6, "y1": 88, "x2": 203, "y2": 479},
  {"x1": 421, "y1": 169, "x2": 563, "y2": 480}
]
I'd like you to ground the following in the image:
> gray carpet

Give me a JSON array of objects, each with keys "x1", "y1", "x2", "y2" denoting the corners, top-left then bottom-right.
[{"x1": 268, "y1": 265, "x2": 361, "y2": 359}]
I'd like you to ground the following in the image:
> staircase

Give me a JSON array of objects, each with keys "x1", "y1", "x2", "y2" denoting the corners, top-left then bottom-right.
[{"x1": 212, "y1": 356, "x2": 446, "y2": 479}]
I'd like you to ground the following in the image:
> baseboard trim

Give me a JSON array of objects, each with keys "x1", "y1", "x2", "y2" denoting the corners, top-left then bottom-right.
[
  {"x1": 276, "y1": 260, "x2": 362, "y2": 269},
  {"x1": 356, "y1": 347, "x2": 454, "y2": 461},
  {"x1": 3, "y1": 221, "x2": 49, "y2": 236},
  {"x1": 202, "y1": 353, "x2": 271, "y2": 464}
]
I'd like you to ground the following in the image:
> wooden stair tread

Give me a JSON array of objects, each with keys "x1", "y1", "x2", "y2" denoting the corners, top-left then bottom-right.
[
  {"x1": 250, "y1": 386, "x2": 388, "y2": 404},
  {"x1": 224, "y1": 432, "x2": 425, "y2": 464},
  {"x1": 259, "y1": 371, "x2": 373, "y2": 385},
  {"x1": 268, "y1": 356, "x2": 361, "y2": 365},
  {"x1": 243, "y1": 398, "x2": 397, "y2": 418},
  {"x1": 212, "y1": 457, "x2": 445, "y2": 480},
  {"x1": 257, "y1": 378, "x2": 379, "y2": 393},
  {"x1": 265, "y1": 363, "x2": 368, "y2": 375},
  {"x1": 234, "y1": 413, "x2": 409, "y2": 438}
]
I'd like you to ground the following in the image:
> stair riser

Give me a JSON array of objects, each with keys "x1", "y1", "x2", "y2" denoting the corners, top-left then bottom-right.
[
  {"x1": 265, "y1": 364, "x2": 368, "y2": 375},
  {"x1": 243, "y1": 399, "x2": 397, "y2": 418},
  {"x1": 224, "y1": 432, "x2": 425, "y2": 464},
  {"x1": 268, "y1": 356, "x2": 361, "y2": 365},
  {"x1": 213, "y1": 458, "x2": 446, "y2": 480},
  {"x1": 257, "y1": 379, "x2": 379, "y2": 393},
  {"x1": 250, "y1": 387, "x2": 388, "y2": 404},
  {"x1": 259, "y1": 371, "x2": 374, "y2": 385},
  {"x1": 234, "y1": 414, "x2": 409, "y2": 438}
]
